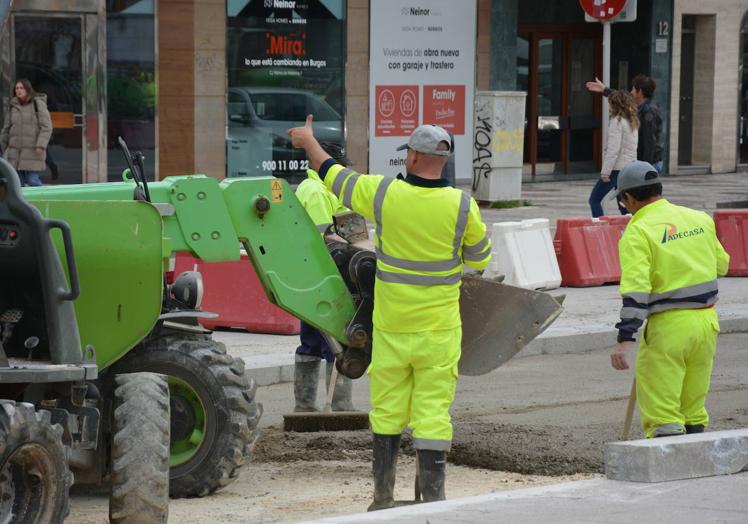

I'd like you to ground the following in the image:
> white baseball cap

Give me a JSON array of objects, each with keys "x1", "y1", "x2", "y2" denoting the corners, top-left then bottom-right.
[{"x1": 396, "y1": 125, "x2": 452, "y2": 156}]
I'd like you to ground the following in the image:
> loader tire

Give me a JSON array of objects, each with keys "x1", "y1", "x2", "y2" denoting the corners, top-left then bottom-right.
[
  {"x1": 111, "y1": 334, "x2": 262, "y2": 498},
  {"x1": 110, "y1": 372, "x2": 170, "y2": 524},
  {"x1": 0, "y1": 400, "x2": 72, "y2": 524}
]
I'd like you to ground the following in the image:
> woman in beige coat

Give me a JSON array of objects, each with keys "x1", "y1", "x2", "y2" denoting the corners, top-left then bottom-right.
[
  {"x1": 0, "y1": 78, "x2": 52, "y2": 186},
  {"x1": 588, "y1": 90, "x2": 639, "y2": 217}
]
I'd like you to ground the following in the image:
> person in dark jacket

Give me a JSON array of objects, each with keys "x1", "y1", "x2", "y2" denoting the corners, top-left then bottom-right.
[
  {"x1": 586, "y1": 74, "x2": 664, "y2": 173},
  {"x1": 0, "y1": 78, "x2": 52, "y2": 186}
]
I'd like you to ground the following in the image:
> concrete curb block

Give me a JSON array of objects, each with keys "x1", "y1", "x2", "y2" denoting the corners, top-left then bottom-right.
[
  {"x1": 605, "y1": 429, "x2": 748, "y2": 483},
  {"x1": 244, "y1": 315, "x2": 748, "y2": 387},
  {"x1": 246, "y1": 363, "x2": 295, "y2": 387}
]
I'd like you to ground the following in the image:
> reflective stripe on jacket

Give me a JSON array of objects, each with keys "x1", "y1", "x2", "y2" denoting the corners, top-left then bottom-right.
[
  {"x1": 324, "y1": 163, "x2": 491, "y2": 332},
  {"x1": 296, "y1": 168, "x2": 349, "y2": 231},
  {"x1": 616, "y1": 198, "x2": 730, "y2": 340}
]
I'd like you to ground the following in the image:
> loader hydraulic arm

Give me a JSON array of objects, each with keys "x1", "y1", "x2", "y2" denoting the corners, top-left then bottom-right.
[{"x1": 23, "y1": 175, "x2": 357, "y2": 346}]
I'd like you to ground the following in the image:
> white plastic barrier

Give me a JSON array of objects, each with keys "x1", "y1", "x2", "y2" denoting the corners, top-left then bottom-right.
[{"x1": 482, "y1": 218, "x2": 561, "y2": 290}]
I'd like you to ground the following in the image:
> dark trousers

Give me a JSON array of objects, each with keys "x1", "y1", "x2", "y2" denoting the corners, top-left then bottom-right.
[
  {"x1": 588, "y1": 170, "x2": 627, "y2": 218},
  {"x1": 295, "y1": 321, "x2": 335, "y2": 362}
]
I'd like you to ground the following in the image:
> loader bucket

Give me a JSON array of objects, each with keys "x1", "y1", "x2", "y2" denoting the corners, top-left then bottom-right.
[{"x1": 459, "y1": 275, "x2": 563, "y2": 376}]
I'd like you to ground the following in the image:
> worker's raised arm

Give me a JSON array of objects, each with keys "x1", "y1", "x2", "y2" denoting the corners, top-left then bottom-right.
[{"x1": 288, "y1": 115, "x2": 332, "y2": 172}]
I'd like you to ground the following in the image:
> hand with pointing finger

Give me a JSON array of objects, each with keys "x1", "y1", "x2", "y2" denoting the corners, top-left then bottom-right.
[{"x1": 287, "y1": 114, "x2": 315, "y2": 149}]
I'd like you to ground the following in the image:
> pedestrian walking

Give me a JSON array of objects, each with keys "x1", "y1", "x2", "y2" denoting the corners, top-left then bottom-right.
[
  {"x1": 588, "y1": 90, "x2": 639, "y2": 217},
  {"x1": 0, "y1": 78, "x2": 52, "y2": 186},
  {"x1": 610, "y1": 160, "x2": 730, "y2": 438},
  {"x1": 293, "y1": 141, "x2": 356, "y2": 413},
  {"x1": 586, "y1": 74, "x2": 664, "y2": 172},
  {"x1": 288, "y1": 118, "x2": 492, "y2": 509}
]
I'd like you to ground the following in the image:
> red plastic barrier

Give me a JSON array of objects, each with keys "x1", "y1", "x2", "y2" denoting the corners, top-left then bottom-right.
[
  {"x1": 553, "y1": 215, "x2": 631, "y2": 287},
  {"x1": 714, "y1": 210, "x2": 748, "y2": 276},
  {"x1": 174, "y1": 253, "x2": 300, "y2": 335}
]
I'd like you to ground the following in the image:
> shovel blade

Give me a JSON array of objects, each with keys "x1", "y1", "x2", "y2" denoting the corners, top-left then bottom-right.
[{"x1": 459, "y1": 275, "x2": 562, "y2": 376}]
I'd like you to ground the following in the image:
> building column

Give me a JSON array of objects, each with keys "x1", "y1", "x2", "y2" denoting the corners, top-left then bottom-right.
[
  {"x1": 158, "y1": 0, "x2": 226, "y2": 180},
  {"x1": 347, "y1": 0, "x2": 369, "y2": 171},
  {"x1": 691, "y1": 16, "x2": 716, "y2": 167},
  {"x1": 648, "y1": 0, "x2": 673, "y2": 173},
  {"x1": 489, "y1": 0, "x2": 518, "y2": 91}
]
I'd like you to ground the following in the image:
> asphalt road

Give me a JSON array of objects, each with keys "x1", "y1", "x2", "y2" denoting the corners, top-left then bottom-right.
[{"x1": 256, "y1": 332, "x2": 748, "y2": 473}]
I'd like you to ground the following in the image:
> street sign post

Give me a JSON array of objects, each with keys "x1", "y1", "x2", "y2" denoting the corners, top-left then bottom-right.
[{"x1": 580, "y1": 0, "x2": 637, "y2": 151}]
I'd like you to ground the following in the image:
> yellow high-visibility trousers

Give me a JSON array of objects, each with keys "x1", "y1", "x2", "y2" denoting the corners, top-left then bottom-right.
[
  {"x1": 368, "y1": 327, "x2": 461, "y2": 451},
  {"x1": 636, "y1": 307, "x2": 719, "y2": 438}
]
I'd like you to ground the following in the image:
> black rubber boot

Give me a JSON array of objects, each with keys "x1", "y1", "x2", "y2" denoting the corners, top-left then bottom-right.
[
  {"x1": 326, "y1": 360, "x2": 355, "y2": 411},
  {"x1": 685, "y1": 424, "x2": 705, "y2": 434},
  {"x1": 368, "y1": 433, "x2": 401, "y2": 511},
  {"x1": 293, "y1": 355, "x2": 320, "y2": 412},
  {"x1": 417, "y1": 449, "x2": 446, "y2": 502}
]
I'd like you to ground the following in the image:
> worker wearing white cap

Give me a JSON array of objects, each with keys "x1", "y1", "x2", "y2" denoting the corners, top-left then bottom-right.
[{"x1": 288, "y1": 119, "x2": 491, "y2": 509}]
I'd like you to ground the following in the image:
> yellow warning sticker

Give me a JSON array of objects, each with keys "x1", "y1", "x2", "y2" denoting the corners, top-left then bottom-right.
[{"x1": 271, "y1": 179, "x2": 283, "y2": 203}]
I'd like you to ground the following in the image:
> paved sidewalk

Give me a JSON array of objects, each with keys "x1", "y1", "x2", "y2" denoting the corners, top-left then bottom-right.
[{"x1": 303, "y1": 473, "x2": 748, "y2": 523}]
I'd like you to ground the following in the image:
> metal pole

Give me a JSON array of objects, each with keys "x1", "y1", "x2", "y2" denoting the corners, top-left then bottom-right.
[{"x1": 602, "y1": 21, "x2": 611, "y2": 153}]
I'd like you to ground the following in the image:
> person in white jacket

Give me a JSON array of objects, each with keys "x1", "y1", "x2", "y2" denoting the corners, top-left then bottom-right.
[{"x1": 588, "y1": 90, "x2": 639, "y2": 217}]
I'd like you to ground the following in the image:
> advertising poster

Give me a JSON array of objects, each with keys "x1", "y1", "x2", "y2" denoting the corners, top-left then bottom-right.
[
  {"x1": 226, "y1": 0, "x2": 346, "y2": 181},
  {"x1": 369, "y1": 0, "x2": 477, "y2": 180}
]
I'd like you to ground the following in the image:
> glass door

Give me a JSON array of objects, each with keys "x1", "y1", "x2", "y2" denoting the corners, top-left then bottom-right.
[
  {"x1": 12, "y1": 15, "x2": 84, "y2": 185},
  {"x1": 535, "y1": 37, "x2": 564, "y2": 175},
  {"x1": 522, "y1": 28, "x2": 601, "y2": 177},
  {"x1": 567, "y1": 37, "x2": 598, "y2": 173},
  {"x1": 1, "y1": 3, "x2": 105, "y2": 184}
]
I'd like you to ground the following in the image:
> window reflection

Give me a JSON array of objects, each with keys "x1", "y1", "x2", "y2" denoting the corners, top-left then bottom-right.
[
  {"x1": 106, "y1": 0, "x2": 156, "y2": 181},
  {"x1": 227, "y1": 0, "x2": 346, "y2": 182}
]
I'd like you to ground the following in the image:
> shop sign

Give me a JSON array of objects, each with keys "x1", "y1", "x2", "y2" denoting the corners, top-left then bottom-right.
[
  {"x1": 369, "y1": 0, "x2": 477, "y2": 181},
  {"x1": 227, "y1": 0, "x2": 346, "y2": 180}
]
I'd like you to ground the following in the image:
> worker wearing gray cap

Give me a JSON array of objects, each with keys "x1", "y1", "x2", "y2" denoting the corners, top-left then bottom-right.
[
  {"x1": 288, "y1": 118, "x2": 491, "y2": 509},
  {"x1": 610, "y1": 160, "x2": 730, "y2": 438}
]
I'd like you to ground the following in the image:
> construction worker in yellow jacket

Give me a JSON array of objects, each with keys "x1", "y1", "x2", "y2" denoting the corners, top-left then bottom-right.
[
  {"x1": 610, "y1": 160, "x2": 730, "y2": 438},
  {"x1": 293, "y1": 142, "x2": 356, "y2": 413},
  {"x1": 288, "y1": 117, "x2": 491, "y2": 509}
]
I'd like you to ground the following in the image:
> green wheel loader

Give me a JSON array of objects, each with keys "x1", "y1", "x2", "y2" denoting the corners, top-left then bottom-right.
[
  {"x1": 15, "y1": 137, "x2": 563, "y2": 517},
  {"x1": 0, "y1": 157, "x2": 170, "y2": 523}
]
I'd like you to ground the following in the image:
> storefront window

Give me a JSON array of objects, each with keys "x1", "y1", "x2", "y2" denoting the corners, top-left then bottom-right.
[
  {"x1": 106, "y1": 0, "x2": 156, "y2": 181},
  {"x1": 740, "y1": 14, "x2": 748, "y2": 164},
  {"x1": 226, "y1": 0, "x2": 346, "y2": 182}
]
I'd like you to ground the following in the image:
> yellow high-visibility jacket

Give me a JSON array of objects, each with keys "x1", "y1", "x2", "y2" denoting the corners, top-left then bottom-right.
[
  {"x1": 296, "y1": 168, "x2": 348, "y2": 231},
  {"x1": 616, "y1": 198, "x2": 730, "y2": 341},
  {"x1": 320, "y1": 161, "x2": 491, "y2": 333}
]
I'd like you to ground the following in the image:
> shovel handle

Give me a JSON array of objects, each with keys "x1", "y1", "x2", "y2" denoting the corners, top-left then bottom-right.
[
  {"x1": 323, "y1": 360, "x2": 338, "y2": 413},
  {"x1": 621, "y1": 377, "x2": 637, "y2": 440}
]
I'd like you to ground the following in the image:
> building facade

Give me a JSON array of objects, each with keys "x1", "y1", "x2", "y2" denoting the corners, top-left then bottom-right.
[{"x1": 0, "y1": 0, "x2": 746, "y2": 183}]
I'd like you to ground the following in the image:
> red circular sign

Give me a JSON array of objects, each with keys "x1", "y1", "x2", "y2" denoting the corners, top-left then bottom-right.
[{"x1": 579, "y1": 0, "x2": 628, "y2": 21}]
